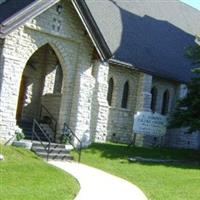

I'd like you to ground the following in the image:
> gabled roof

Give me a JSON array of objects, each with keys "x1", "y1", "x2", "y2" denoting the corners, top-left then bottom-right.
[
  {"x1": 0, "y1": 0, "x2": 200, "y2": 83},
  {"x1": 82, "y1": 0, "x2": 200, "y2": 83},
  {"x1": 0, "y1": 0, "x2": 59, "y2": 37},
  {"x1": 0, "y1": 0, "x2": 36, "y2": 24}
]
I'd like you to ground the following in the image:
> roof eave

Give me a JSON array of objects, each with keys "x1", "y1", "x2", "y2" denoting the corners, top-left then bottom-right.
[
  {"x1": 109, "y1": 58, "x2": 186, "y2": 83},
  {"x1": 0, "y1": 0, "x2": 60, "y2": 39},
  {"x1": 72, "y1": 0, "x2": 112, "y2": 61},
  {"x1": 109, "y1": 58, "x2": 137, "y2": 70},
  {"x1": 0, "y1": 0, "x2": 189, "y2": 84}
]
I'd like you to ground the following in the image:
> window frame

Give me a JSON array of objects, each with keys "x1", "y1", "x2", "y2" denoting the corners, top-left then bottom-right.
[
  {"x1": 151, "y1": 87, "x2": 158, "y2": 112},
  {"x1": 107, "y1": 77, "x2": 114, "y2": 106},
  {"x1": 121, "y1": 81, "x2": 129, "y2": 109},
  {"x1": 161, "y1": 89, "x2": 170, "y2": 115}
]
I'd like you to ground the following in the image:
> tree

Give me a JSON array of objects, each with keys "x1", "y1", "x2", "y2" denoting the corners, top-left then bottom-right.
[{"x1": 169, "y1": 45, "x2": 200, "y2": 132}]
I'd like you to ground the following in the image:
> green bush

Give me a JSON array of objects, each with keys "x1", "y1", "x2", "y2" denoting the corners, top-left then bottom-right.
[{"x1": 15, "y1": 127, "x2": 25, "y2": 141}]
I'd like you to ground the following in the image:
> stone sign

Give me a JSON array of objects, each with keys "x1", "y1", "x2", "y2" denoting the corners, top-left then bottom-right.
[{"x1": 133, "y1": 111, "x2": 167, "y2": 136}]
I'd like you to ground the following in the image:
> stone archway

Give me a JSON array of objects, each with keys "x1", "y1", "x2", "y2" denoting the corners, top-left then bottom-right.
[{"x1": 16, "y1": 44, "x2": 64, "y2": 123}]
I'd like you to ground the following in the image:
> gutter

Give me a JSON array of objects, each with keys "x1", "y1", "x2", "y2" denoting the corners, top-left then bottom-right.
[
  {"x1": 109, "y1": 58, "x2": 185, "y2": 83},
  {"x1": 109, "y1": 58, "x2": 138, "y2": 70}
]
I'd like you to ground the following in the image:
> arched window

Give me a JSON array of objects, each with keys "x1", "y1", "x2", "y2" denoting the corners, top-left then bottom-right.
[
  {"x1": 151, "y1": 87, "x2": 157, "y2": 112},
  {"x1": 161, "y1": 90, "x2": 170, "y2": 115},
  {"x1": 121, "y1": 81, "x2": 129, "y2": 108},
  {"x1": 107, "y1": 78, "x2": 114, "y2": 106}
]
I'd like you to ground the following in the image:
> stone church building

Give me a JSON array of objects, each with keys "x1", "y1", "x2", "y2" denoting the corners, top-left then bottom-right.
[{"x1": 0, "y1": 0, "x2": 200, "y2": 149}]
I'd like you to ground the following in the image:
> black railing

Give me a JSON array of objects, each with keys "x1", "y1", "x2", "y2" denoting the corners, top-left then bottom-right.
[
  {"x1": 62, "y1": 123, "x2": 82, "y2": 162},
  {"x1": 39, "y1": 104, "x2": 57, "y2": 142},
  {"x1": 32, "y1": 119, "x2": 51, "y2": 161}
]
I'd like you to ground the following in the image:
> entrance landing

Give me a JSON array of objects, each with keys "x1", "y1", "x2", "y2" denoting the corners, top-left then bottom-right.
[{"x1": 49, "y1": 161, "x2": 148, "y2": 200}]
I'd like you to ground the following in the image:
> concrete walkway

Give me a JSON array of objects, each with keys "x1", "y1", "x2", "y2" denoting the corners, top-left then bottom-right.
[{"x1": 49, "y1": 161, "x2": 148, "y2": 200}]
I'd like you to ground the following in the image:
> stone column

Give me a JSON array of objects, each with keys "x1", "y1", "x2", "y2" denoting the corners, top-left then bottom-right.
[
  {"x1": 135, "y1": 73, "x2": 152, "y2": 112},
  {"x1": 0, "y1": 53, "x2": 25, "y2": 143},
  {"x1": 90, "y1": 61, "x2": 110, "y2": 143},
  {"x1": 69, "y1": 68, "x2": 95, "y2": 147},
  {"x1": 134, "y1": 73, "x2": 153, "y2": 147}
]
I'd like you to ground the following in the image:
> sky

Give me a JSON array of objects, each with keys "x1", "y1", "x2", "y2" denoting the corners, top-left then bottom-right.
[{"x1": 180, "y1": 0, "x2": 200, "y2": 11}]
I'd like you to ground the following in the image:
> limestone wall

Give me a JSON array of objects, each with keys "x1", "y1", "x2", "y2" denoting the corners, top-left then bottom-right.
[
  {"x1": 133, "y1": 77, "x2": 180, "y2": 147},
  {"x1": 0, "y1": 0, "x2": 197, "y2": 149},
  {"x1": 0, "y1": 0, "x2": 94, "y2": 143},
  {"x1": 104, "y1": 71, "x2": 182, "y2": 147},
  {"x1": 90, "y1": 61, "x2": 109, "y2": 143},
  {"x1": 41, "y1": 94, "x2": 61, "y2": 122},
  {"x1": 70, "y1": 73, "x2": 95, "y2": 146},
  {"x1": 135, "y1": 73, "x2": 153, "y2": 112},
  {"x1": 164, "y1": 129, "x2": 200, "y2": 150},
  {"x1": 42, "y1": 50, "x2": 60, "y2": 95},
  {"x1": 152, "y1": 77, "x2": 179, "y2": 114},
  {"x1": 108, "y1": 108, "x2": 133, "y2": 143},
  {"x1": 108, "y1": 65, "x2": 139, "y2": 110},
  {"x1": 0, "y1": 39, "x2": 3, "y2": 92},
  {"x1": 106, "y1": 65, "x2": 140, "y2": 143}
]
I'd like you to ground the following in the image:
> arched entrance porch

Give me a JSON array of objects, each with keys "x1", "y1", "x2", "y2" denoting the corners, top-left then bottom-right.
[{"x1": 16, "y1": 44, "x2": 64, "y2": 141}]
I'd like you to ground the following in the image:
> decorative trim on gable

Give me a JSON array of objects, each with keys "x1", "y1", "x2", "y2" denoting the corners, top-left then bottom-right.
[
  {"x1": 72, "y1": 0, "x2": 112, "y2": 61},
  {"x1": 0, "y1": 0, "x2": 59, "y2": 38}
]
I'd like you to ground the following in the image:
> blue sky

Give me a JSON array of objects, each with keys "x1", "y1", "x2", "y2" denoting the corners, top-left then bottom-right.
[{"x1": 180, "y1": 0, "x2": 200, "y2": 11}]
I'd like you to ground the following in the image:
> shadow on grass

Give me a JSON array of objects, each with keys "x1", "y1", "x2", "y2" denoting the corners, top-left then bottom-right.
[{"x1": 85, "y1": 143, "x2": 200, "y2": 170}]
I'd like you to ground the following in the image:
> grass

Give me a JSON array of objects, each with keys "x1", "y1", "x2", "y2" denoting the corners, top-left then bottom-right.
[
  {"x1": 76, "y1": 143, "x2": 200, "y2": 200},
  {"x1": 0, "y1": 144, "x2": 79, "y2": 200}
]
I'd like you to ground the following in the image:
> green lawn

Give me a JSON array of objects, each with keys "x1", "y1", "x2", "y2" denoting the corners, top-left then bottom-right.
[
  {"x1": 77, "y1": 143, "x2": 200, "y2": 200},
  {"x1": 0, "y1": 144, "x2": 79, "y2": 200}
]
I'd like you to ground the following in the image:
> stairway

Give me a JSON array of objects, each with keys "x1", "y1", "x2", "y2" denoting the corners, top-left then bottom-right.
[
  {"x1": 32, "y1": 141, "x2": 73, "y2": 160},
  {"x1": 18, "y1": 121, "x2": 52, "y2": 142},
  {"x1": 18, "y1": 120, "x2": 73, "y2": 161}
]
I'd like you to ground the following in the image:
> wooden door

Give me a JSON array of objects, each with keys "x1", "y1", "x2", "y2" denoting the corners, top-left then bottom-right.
[{"x1": 16, "y1": 75, "x2": 26, "y2": 122}]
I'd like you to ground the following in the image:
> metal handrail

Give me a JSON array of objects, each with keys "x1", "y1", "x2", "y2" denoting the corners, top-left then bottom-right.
[
  {"x1": 32, "y1": 119, "x2": 51, "y2": 161},
  {"x1": 62, "y1": 123, "x2": 82, "y2": 162},
  {"x1": 39, "y1": 104, "x2": 57, "y2": 141}
]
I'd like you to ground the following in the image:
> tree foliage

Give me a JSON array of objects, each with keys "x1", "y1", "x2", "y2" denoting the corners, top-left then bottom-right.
[{"x1": 169, "y1": 45, "x2": 200, "y2": 132}]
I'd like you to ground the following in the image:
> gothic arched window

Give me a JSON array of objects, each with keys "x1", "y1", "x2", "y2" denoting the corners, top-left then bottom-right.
[
  {"x1": 161, "y1": 90, "x2": 170, "y2": 115},
  {"x1": 151, "y1": 87, "x2": 157, "y2": 112},
  {"x1": 121, "y1": 81, "x2": 129, "y2": 108},
  {"x1": 107, "y1": 78, "x2": 114, "y2": 106}
]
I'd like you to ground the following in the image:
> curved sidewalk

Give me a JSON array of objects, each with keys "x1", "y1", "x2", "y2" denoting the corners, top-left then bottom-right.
[{"x1": 49, "y1": 161, "x2": 148, "y2": 200}]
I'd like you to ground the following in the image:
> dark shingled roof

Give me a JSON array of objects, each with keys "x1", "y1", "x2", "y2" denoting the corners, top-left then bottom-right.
[
  {"x1": 0, "y1": 0, "x2": 200, "y2": 83},
  {"x1": 0, "y1": 0, "x2": 58, "y2": 37},
  {"x1": 84, "y1": 0, "x2": 200, "y2": 83},
  {"x1": 0, "y1": 0, "x2": 36, "y2": 24}
]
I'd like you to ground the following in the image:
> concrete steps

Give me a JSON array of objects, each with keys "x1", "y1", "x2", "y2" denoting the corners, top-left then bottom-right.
[
  {"x1": 35, "y1": 152, "x2": 73, "y2": 160},
  {"x1": 32, "y1": 141, "x2": 74, "y2": 161},
  {"x1": 18, "y1": 121, "x2": 73, "y2": 161}
]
